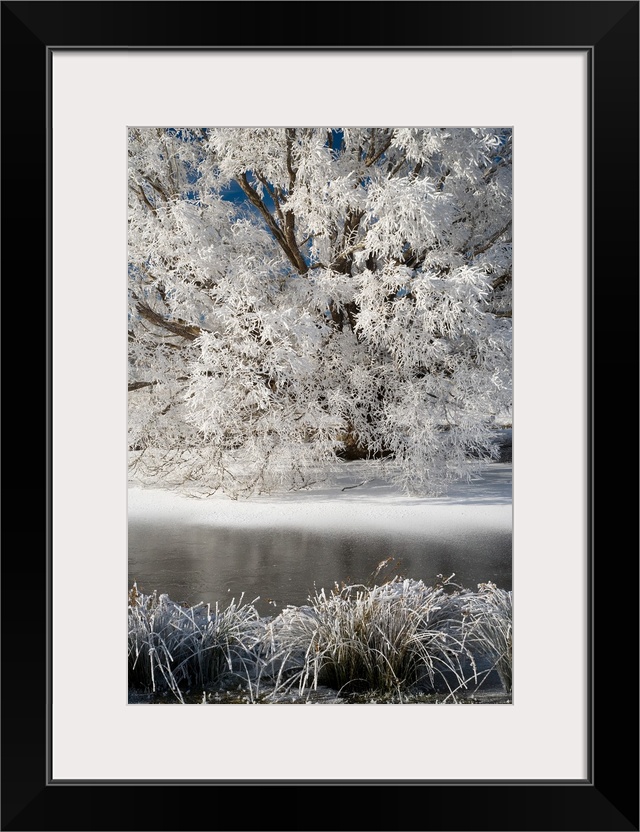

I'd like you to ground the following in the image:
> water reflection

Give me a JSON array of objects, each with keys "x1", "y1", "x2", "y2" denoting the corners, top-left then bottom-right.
[{"x1": 128, "y1": 522, "x2": 512, "y2": 618}]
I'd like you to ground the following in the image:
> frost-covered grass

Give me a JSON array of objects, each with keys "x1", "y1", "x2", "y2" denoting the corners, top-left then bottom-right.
[
  {"x1": 129, "y1": 577, "x2": 512, "y2": 703},
  {"x1": 128, "y1": 585, "x2": 263, "y2": 703},
  {"x1": 259, "y1": 577, "x2": 511, "y2": 701},
  {"x1": 453, "y1": 581, "x2": 513, "y2": 693}
]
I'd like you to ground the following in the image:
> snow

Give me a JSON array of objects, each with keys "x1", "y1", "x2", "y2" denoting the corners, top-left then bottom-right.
[{"x1": 128, "y1": 461, "x2": 512, "y2": 537}]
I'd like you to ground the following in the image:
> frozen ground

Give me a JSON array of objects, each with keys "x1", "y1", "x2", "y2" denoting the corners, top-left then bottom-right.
[{"x1": 128, "y1": 460, "x2": 512, "y2": 537}]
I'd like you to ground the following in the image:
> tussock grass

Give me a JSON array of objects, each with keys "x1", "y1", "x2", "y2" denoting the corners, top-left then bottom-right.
[
  {"x1": 128, "y1": 584, "x2": 263, "y2": 702},
  {"x1": 128, "y1": 575, "x2": 512, "y2": 703},
  {"x1": 456, "y1": 582, "x2": 512, "y2": 693},
  {"x1": 260, "y1": 577, "x2": 502, "y2": 700}
]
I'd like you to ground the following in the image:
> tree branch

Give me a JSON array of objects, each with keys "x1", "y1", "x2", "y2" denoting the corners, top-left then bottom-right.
[
  {"x1": 388, "y1": 154, "x2": 407, "y2": 178},
  {"x1": 138, "y1": 172, "x2": 169, "y2": 202},
  {"x1": 135, "y1": 301, "x2": 202, "y2": 341},
  {"x1": 133, "y1": 183, "x2": 157, "y2": 215},
  {"x1": 237, "y1": 171, "x2": 307, "y2": 275},
  {"x1": 473, "y1": 220, "x2": 512, "y2": 257},
  {"x1": 285, "y1": 128, "x2": 297, "y2": 190},
  {"x1": 366, "y1": 132, "x2": 393, "y2": 167},
  {"x1": 483, "y1": 138, "x2": 512, "y2": 183},
  {"x1": 491, "y1": 269, "x2": 512, "y2": 291},
  {"x1": 332, "y1": 209, "x2": 364, "y2": 275},
  {"x1": 128, "y1": 381, "x2": 157, "y2": 392}
]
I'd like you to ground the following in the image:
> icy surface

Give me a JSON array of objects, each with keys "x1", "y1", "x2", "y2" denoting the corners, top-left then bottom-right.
[
  {"x1": 128, "y1": 461, "x2": 512, "y2": 535},
  {"x1": 129, "y1": 462, "x2": 512, "y2": 615}
]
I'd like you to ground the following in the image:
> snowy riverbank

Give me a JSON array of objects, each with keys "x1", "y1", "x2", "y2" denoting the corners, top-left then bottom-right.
[
  {"x1": 128, "y1": 460, "x2": 513, "y2": 704},
  {"x1": 128, "y1": 460, "x2": 512, "y2": 538}
]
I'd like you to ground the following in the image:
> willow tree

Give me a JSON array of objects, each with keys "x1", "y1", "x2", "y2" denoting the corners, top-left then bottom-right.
[{"x1": 128, "y1": 127, "x2": 512, "y2": 496}]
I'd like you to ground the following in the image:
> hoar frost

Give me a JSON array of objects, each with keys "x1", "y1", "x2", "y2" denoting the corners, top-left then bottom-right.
[{"x1": 128, "y1": 127, "x2": 512, "y2": 497}]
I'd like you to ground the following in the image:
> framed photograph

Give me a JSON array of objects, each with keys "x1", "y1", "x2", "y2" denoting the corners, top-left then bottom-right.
[{"x1": 3, "y1": 2, "x2": 637, "y2": 830}]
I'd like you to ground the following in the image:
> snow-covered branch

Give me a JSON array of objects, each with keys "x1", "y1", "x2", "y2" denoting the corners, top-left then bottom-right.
[{"x1": 128, "y1": 127, "x2": 512, "y2": 497}]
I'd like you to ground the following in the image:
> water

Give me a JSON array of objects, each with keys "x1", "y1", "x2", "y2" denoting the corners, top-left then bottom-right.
[{"x1": 128, "y1": 521, "x2": 511, "y2": 618}]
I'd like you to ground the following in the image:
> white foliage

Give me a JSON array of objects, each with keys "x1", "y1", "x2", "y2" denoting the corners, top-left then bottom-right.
[{"x1": 128, "y1": 127, "x2": 512, "y2": 496}]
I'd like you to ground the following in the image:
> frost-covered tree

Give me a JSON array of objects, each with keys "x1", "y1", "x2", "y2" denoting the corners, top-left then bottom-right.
[{"x1": 128, "y1": 127, "x2": 512, "y2": 496}]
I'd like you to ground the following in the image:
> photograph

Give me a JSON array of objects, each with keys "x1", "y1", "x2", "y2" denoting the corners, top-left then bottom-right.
[
  {"x1": 126, "y1": 126, "x2": 514, "y2": 706},
  {"x1": 2, "y1": 0, "x2": 637, "y2": 829}
]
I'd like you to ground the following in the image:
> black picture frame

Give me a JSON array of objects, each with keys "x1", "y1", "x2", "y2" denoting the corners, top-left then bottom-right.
[{"x1": 2, "y1": 2, "x2": 638, "y2": 830}]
